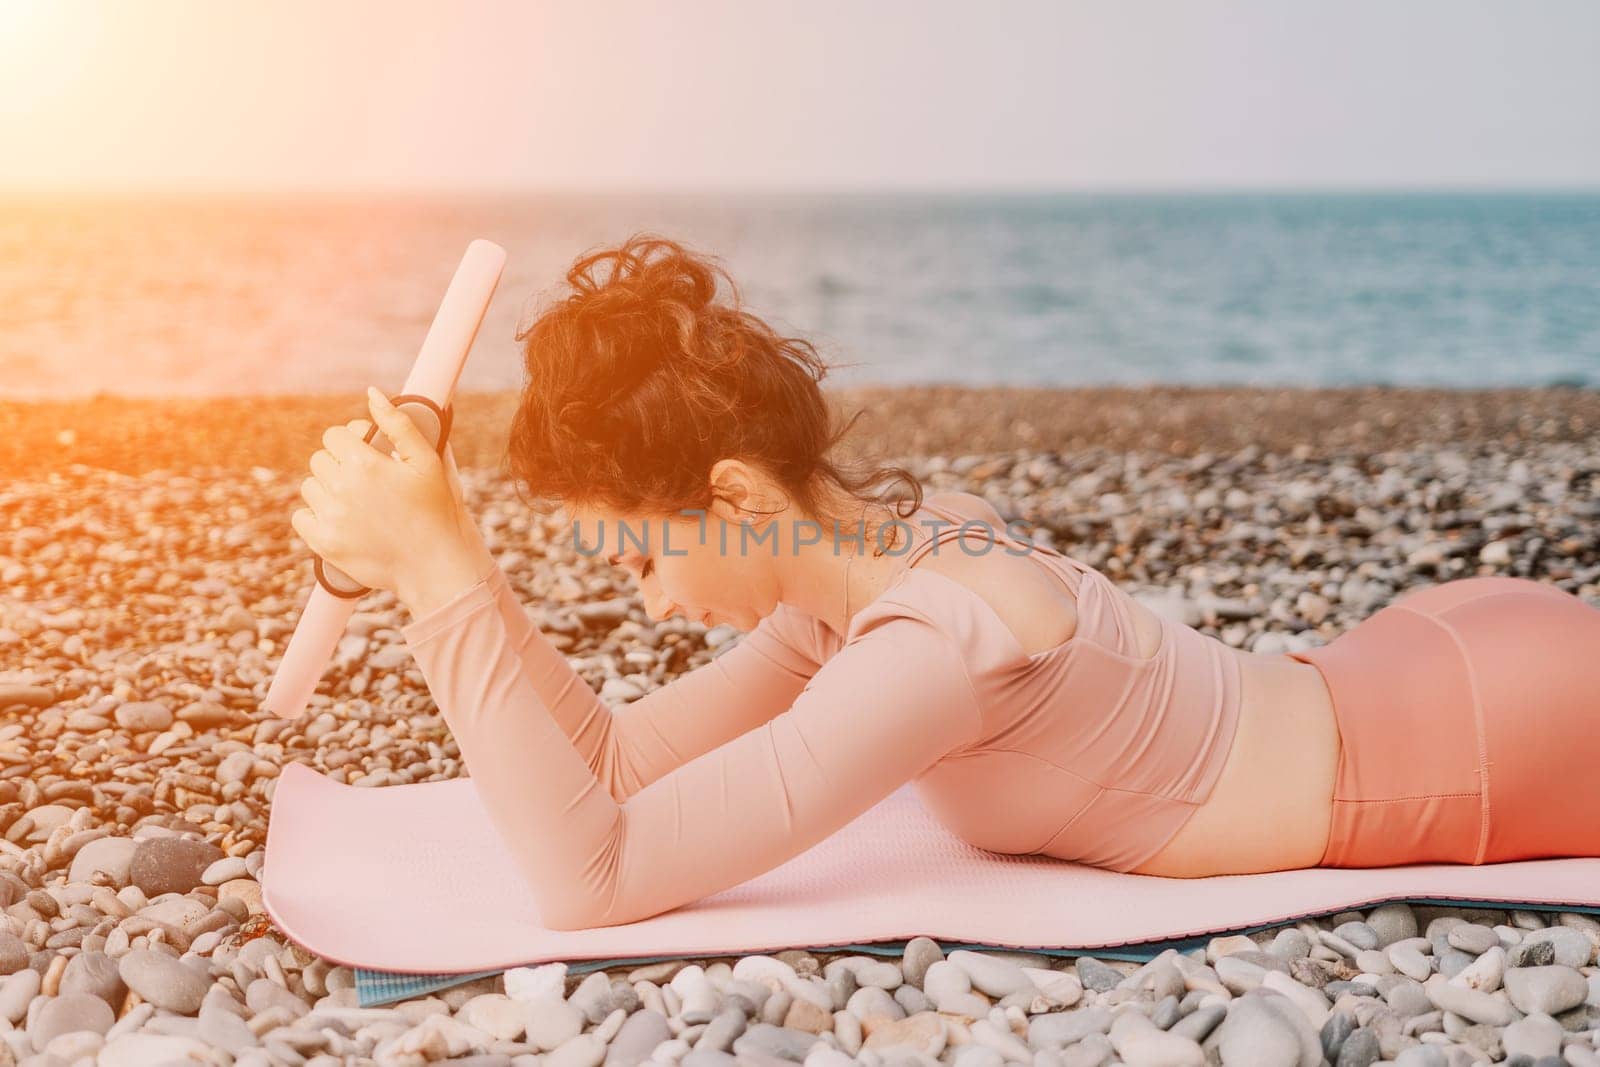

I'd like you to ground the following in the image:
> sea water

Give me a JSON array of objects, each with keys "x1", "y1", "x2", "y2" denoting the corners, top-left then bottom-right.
[{"x1": 1, "y1": 190, "x2": 1595, "y2": 397}]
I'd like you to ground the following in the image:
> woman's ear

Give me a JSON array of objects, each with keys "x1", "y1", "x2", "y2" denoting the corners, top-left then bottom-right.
[
  {"x1": 705, "y1": 459, "x2": 771, "y2": 525},
  {"x1": 706, "y1": 496, "x2": 747, "y2": 526}
]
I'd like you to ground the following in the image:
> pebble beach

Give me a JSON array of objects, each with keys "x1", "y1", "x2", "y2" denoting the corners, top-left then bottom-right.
[{"x1": 0, "y1": 383, "x2": 1598, "y2": 1067}]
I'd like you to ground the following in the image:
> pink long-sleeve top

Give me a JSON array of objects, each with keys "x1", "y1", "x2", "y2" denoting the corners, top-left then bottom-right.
[{"x1": 400, "y1": 493, "x2": 1242, "y2": 930}]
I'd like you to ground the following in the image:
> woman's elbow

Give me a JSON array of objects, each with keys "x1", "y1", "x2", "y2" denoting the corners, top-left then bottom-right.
[
  {"x1": 535, "y1": 871, "x2": 656, "y2": 931},
  {"x1": 537, "y1": 890, "x2": 605, "y2": 931}
]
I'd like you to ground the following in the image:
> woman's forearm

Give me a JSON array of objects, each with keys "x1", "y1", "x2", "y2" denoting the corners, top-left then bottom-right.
[
  {"x1": 396, "y1": 531, "x2": 628, "y2": 797},
  {"x1": 394, "y1": 523, "x2": 699, "y2": 802}
]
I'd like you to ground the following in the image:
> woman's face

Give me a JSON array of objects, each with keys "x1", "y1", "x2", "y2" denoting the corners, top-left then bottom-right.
[{"x1": 567, "y1": 502, "x2": 772, "y2": 631}]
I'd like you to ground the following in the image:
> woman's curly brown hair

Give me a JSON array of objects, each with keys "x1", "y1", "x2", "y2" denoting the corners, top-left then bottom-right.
[{"x1": 504, "y1": 232, "x2": 922, "y2": 531}]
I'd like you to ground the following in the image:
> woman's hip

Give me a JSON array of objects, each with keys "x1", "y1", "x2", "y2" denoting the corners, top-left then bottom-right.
[{"x1": 1287, "y1": 576, "x2": 1600, "y2": 868}]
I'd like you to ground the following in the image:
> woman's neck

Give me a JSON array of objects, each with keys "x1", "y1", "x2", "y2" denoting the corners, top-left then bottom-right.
[{"x1": 779, "y1": 501, "x2": 927, "y2": 638}]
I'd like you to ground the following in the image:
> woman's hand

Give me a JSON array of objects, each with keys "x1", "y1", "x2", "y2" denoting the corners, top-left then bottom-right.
[{"x1": 291, "y1": 387, "x2": 478, "y2": 597}]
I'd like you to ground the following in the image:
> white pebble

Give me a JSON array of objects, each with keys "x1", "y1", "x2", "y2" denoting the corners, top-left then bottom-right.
[
  {"x1": 505, "y1": 962, "x2": 568, "y2": 1002},
  {"x1": 546, "y1": 1032, "x2": 607, "y2": 1067},
  {"x1": 524, "y1": 993, "x2": 586, "y2": 1052},
  {"x1": 458, "y1": 993, "x2": 528, "y2": 1041},
  {"x1": 1110, "y1": 1011, "x2": 1204, "y2": 1067}
]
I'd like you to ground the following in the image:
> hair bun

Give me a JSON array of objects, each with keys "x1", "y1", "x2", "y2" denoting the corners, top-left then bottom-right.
[{"x1": 565, "y1": 233, "x2": 726, "y2": 319}]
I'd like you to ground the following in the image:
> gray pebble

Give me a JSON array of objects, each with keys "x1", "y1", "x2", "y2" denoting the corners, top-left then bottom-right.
[
  {"x1": 128, "y1": 836, "x2": 224, "y2": 896},
  {"x1": 1169, "y1": 1004, "x2": 1225, "y2": 1043},
  {"x1": 1501, "y1": 1011, "x2": 1562, "y2": 1060},
  {"x1": 604, "y1": 1008, "x2": 670, "y2": 1067},
  {"x1": 891, "y1": 985, "x2": 930, "y2": 1015},
  {"x1": 1331, "y1": 922, "x2": 1380, "y2": 951},
  {"x1": 1520, "y1": 926, "x2": 1593, "y2": 968},
  {"x1": 1074, "y1": 958, "x2": 1123, "y2": 993},
  {"x1": 1424, "y1": 973, "x2": 1515, "y2": 1026},
  {"x1": 693, "y1": 1006, "x2": 746, "y2": 1053},
  {"x1": 1215, "y1": 955, "x2": 1268, "y2": 994},
  {"x1": 1385, "y1": 979, "x2": 1433, "y2": 1018},
  {"x1": 732, "y1": 1021, "x2": 821, "y2": 1061},
  {"x1": 1229, "y1": 949, "x2": 1292, "y2": 975},
  {"x1": 30, "y1": 992, "x2": 115, "y2": 1053},
  {"x1": 1217, "y1": 993, "x2": 1302, "y2": 1067},
  {"x1": 1393, "y1": 1046, "x2": 1447, "y2": 1067},
  {"x1": 1149, "y1": 993, "x2": 1181, "y2": 1030},
  {"x1": 1503, "y1": 965, "x2": 1587, "y2": 1015},
  {"x1": 0, "y1": 933, "x2": 30, "y2": 976},
  {"x1": 118, "y1": 948, "x2": 209, "y2": 1015},
  {"x1": 900, "y1": 938, "x2": 943, "y2": 988},
  {"x1": 1333, "y1": 1027, "x2": 1379, "y2": 1067},
  {"x1": 1365, "y1": 904, "x2": 1418, "y2": 947},
  {"x1": 1434, "y1": 947, "x2": 1478, "y2": 979},
  {"x1": 567, "y1": 972, "x2": 617, "y2": 1024},
  {"x1": 1510, "y1": 939, "x2": 1557, "y2": 968},
  {"x1": 1387, "y1": 943, "x2": 1434, "y2": 982},
  {"x1": 1267, "y1": 928, "x2": 1311, "y2": 960},
  {"x1": 1445, "y1": 923, "x2": 1499, "y2": 955},
  {"x1": 607, "y1": 979, "x2": 641, "y2": 1015},
  {"x1": 1029, "y1": 1006, "x2": 1112, "y2": 1049},
  {"x1": 58, "y1": 950, "x2": 125, "y2": 1009},
  {"x1": 1320, "y1": 1010, "x2": 1354, "y2": 1062}
]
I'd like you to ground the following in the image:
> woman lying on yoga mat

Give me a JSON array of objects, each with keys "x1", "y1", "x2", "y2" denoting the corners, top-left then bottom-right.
[{"x1": 291, "y1": 234, "x2": 1600, "y2": 932}]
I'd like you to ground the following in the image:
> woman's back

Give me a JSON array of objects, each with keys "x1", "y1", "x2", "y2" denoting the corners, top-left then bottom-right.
[{"x1": 794, "y1": 492, "x2": 1245, "y2": 873}]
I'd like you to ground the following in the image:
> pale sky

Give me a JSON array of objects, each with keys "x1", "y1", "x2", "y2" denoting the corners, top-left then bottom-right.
[{"x1": 2, "y1": 0, "x2": 1597, "y2": 192}]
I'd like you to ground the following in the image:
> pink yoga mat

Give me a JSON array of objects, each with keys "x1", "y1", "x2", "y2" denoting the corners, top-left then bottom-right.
[{"x1": 261, "y1": 760, "x2": 1600, "y2": 976}]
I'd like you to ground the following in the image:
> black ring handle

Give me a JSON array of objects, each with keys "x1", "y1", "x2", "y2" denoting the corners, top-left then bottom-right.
[{"x1": 313, "y1": 393, "x2": 455, "y2": 600}]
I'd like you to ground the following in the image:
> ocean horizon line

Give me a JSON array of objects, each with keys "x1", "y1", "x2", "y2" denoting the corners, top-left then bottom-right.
[{"x1": 4, "y1": 184, "x2": 1600, "y2": 201}]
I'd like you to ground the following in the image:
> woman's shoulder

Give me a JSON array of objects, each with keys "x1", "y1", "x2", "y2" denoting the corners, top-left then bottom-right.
[
  {"x1": 921, "y1": 489, "x2": 1006, "y2": 531},
  {"x1": 849, "y1": 563, "x2": 1036, "y2": 670},
  {"x1": 879, "y1": 492, "x2": 1083, "y2": 667}
]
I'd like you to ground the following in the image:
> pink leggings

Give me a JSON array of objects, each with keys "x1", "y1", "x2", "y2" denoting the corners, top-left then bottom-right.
[{"x1": 1288, "y1": 576, "x2": 1600, "y2": 868}]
